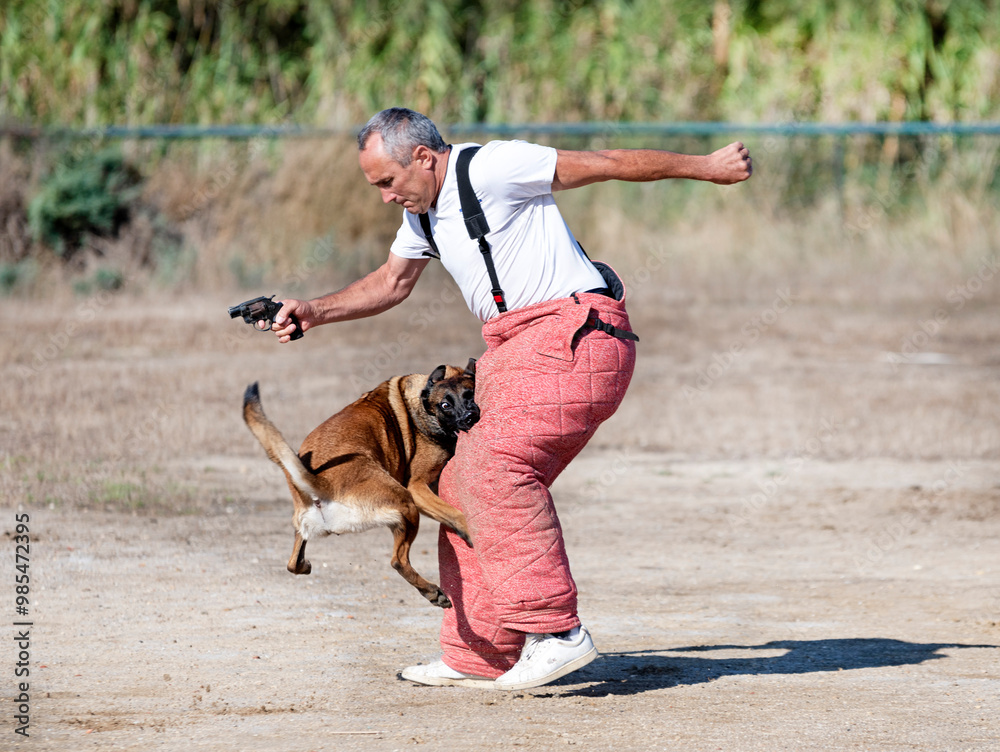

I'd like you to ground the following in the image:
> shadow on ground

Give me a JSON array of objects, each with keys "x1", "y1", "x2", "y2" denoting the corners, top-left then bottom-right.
[{"x1": 541, "y1": 639, "x2": 998, "y2": 697}]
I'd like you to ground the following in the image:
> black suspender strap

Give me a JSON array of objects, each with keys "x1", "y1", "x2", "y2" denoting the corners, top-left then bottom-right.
[
  {"x1": 417, "y1": 146, "x2": 506, "y2": 313},
  {"x1": 455, "y1": 147, "x2": 488, "y2": 236},
  {"x1": 425, "y1": 145, "x2": 635, "y2": 330},
  {"x1": 455, "y1": 146, "x2": 507, "y2": 313},
  {"x1": 417, "y1": 213, "x2": 441, "y2": 259}
]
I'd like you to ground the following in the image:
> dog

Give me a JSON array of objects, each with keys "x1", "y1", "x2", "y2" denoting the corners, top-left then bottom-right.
[{"x1": 242, "y1": 359, "x2": 479, "y2": 608}]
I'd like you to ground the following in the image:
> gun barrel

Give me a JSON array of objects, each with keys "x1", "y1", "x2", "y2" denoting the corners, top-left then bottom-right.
[{"x1": 228, "y1": 305, "x2": 244, "y2": 318}]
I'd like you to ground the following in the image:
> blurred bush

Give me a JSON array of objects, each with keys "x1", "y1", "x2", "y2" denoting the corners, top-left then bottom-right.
[
  {"x1": 27, "y1": 147, "x2": 142, "y2": 258},
  {"x1": 0, "y1": 258, "x2": 37, "y2": 294}
]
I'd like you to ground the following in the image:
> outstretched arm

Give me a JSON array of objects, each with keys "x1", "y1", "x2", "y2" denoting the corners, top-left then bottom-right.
[
  {"x1": 552, "y1": 142, "x2": 752, "y2": 191},
  {"x1": 271, "y1": 253, "x2": 429, "y2": 343}
]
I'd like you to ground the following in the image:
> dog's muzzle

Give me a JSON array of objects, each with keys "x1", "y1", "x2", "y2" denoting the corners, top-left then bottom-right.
[{"x1": 455, "y1": 406, "x2": 480, "y2": 432}]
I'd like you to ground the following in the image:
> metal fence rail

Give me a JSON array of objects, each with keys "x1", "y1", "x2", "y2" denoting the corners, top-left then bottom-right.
[{"x1": 3, "y1": 121, "x2": 1000, "y2": 141}]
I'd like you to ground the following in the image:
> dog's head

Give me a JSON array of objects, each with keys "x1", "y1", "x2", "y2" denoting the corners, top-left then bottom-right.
[{"x1": 422, "y1": 358, "x2": 480, "y2": 436}]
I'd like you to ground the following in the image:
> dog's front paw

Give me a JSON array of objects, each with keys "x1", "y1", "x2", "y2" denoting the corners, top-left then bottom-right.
[
  {"x1": 445, "y1": 520, "x2": 473, "y2": 549},
  {"x1": 426, "y1": 588, "x2": 453, "y2": 608}
]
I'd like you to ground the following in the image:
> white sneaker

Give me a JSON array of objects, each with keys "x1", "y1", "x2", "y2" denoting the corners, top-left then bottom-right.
[
  {"x1": 494, "y1": 626, "x2": 598, "y2": 691},
  {"x1": 399, "y1": 659, "x2": 495, "y2": 688}
]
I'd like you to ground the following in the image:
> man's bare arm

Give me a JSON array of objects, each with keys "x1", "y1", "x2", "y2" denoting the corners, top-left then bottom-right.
[
  {"x1": 552, "y1": 142, "x2": 752, "y2": 191},
  {"x1": 272, "y1": 254, "x2": 429, "y2": 342}
]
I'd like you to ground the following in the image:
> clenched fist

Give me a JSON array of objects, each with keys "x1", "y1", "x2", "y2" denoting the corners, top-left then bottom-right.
[{"x1": 704, "y1": 141, "x2": 753, "y2": 185}]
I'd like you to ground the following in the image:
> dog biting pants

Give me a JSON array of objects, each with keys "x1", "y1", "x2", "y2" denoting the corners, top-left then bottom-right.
[{"x1": 437, "y1": 291, "x2": 636, "y2": 678}]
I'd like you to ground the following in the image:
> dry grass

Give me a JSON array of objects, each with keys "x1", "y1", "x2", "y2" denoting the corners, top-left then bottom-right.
[
  {"x1": 142, "y1": 135, "x2": 398, "y2": 292},
  {"x1": 158, "y1": 133, "x2": 999, "y2": 299},
  {"x1": 3, "y1": 132, "x2": 998, "y2": 518},
  {"x1": 2, "y1": 240, "x2": 997, "y2": 518},
  {"x1": 4, "y1": 130, "x2": 998, "y2": 302},
  {"x1": 2, "y1": 195, "x2": 998, "y2": 752}
]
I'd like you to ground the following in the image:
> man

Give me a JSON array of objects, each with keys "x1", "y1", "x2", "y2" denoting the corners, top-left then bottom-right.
[{"x1": 272, "y1": 107, "x2": 752, "y2": 690}]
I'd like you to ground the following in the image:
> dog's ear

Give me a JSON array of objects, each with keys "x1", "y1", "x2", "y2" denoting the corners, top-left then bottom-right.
[
  {"x1": 465, "y1": 358, "x2": 476, "y2": 376},
  {"x1": 427, "y1": 365, "x2": 448, "y2": 386}
]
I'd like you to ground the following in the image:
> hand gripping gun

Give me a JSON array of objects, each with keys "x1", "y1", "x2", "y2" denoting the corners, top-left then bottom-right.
[{"x1": 228, "y1": 295, "x2": 303, "y2": 340}]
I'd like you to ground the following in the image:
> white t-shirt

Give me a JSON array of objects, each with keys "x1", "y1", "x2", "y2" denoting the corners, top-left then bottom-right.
[{"x1": 389, "y1": 140, "x2": 606, "y2": 322}]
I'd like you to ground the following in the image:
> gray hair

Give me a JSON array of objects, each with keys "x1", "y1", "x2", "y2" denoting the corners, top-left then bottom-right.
[{"x1": 357, "y1": 107, "x2": 447, "y2": 166}]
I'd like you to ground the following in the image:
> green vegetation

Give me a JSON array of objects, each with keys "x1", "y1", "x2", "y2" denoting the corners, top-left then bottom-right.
[
  {"x1": 27, "y1": 146, "x2": 141, "y2": 257},
  {"x1": 0, "y1": 2, "x2": 996, "y2": 287},
  {"x1": 0, "y1": 258, "x2": 36, "y2": 293},
  {"x1": 1, "y1": 1, "x2": 998, "y2": 128}
]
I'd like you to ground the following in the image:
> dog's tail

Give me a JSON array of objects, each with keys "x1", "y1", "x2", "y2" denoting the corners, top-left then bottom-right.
[{"x1": 242, "y1": 382, "x2": 325, "y2": 502}]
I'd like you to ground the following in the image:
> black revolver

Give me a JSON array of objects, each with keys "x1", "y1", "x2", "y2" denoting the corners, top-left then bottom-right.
[{"x1": 228, "y1": 295, "x2": 304, "y2": 340}]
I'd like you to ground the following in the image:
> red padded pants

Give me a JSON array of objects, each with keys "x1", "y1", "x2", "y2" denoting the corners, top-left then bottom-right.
[{"x1": 436, "y1": 288, "x2": 636, "y2": 678}]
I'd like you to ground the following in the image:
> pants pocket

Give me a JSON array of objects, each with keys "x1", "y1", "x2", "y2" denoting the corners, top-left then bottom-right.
[{"x1": 525, "y1": 306, "x2": 591, "y2": 373}]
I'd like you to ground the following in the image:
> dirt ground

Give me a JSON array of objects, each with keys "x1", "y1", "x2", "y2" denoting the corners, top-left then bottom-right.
[{"x1": 2, "y1": 256, "x2": 999, "y2": 751}]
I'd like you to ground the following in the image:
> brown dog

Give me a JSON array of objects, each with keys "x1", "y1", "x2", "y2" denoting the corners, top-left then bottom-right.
[{"x1": 242, "y1": 360, "x2": 479, "y2": 608}]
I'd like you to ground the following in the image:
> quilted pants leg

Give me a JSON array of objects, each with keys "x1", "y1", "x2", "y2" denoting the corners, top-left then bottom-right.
[{"x1": 436, "y1": 294, "x2": 636, "y2": 678}]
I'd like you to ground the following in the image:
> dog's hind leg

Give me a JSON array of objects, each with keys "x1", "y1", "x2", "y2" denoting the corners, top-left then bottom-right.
[
  {"x1": 287, "y1": 532, "x2": 311, "y2": 575},
  {"x1": 389, "y1": 505, "x2": 452, "y2": 608},
  {"x1": 408, "y1": 482, "x2": 472, "y2": 547}
]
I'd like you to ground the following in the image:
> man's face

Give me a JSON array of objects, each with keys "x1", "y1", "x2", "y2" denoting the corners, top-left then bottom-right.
[{"x1": 359, "y1": 134, "x2": 437, "y2": 215}]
